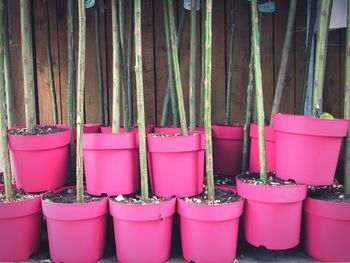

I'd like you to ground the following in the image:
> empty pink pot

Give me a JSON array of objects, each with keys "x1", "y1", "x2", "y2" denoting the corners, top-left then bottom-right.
[
  {"x1": 8, "y1": 125, "x2": 71, "y2": 192},
  {"x1": 101, "y1": 124, "x2": 154, "y2": 134},
  {"x1": 249, "y1": 123, "x2": 275, "y2": 172},
  {"x1": 147, "y1": 133, "x2": 205, "y2": 197},
  {"x1": 273, "y1": 114, "x2": 349, "y2": 185},
  {"x1": 109, "y1": 197, "x2": 176, "y2": 263},
  {"x1": 304, "y1": 197, "x2": 350, "y2": 262},
  {"x1": 178, "y1": 197, "x2": 244, "y2": 263},
  {"x1": 212, "y1": 125, "x2": 243, "y2": 176},
  {"x1": 236, "y1": 176, "x2": 307, "y2": 250},
  {"x1": 0, "y1": 192, "x2": 42, "y2": 262},
  {"x1": 42, "y1": 192, "x2": 108, "y2": 263},
  {"x1": 83, "y1": 132, "x2": 139, "y2": 196}
]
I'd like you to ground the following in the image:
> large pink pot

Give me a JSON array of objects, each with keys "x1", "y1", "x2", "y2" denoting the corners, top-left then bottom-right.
[
  {"x1": 304, "y1": 197, "x2": 350, "y2": 262},
  {"x1": 0, "y1": 192, "x2": 42, "y2": 262},
  {"x1": 147, "y1": 133, "x2": 205, "y2": 197},
  {"x1": 101, "y1": 124, "x2": 154, "y2": 134},
  {"x1": 83, "y1": 132, "x2": 139, "y2": 196},
  {"x1": 42, "y1": 192, "x2": 108, "y2": 263},
  {"x1": 178, "y1": 197, "x2": 244, "y2": 263},
  {"x1": 249, "y1": 123, "x2": 275, "y2": 172},
  {"x1": 8, "y1": 125, "x2": 71, "y2": 192},
  {"x1": 236, "y1": 176, "x2": 307, "y2": 249},
  {"x1": 212, "y1": 125, "x2": 243, "y2": 176},
  {"x1": 109, "y1": 197, "x2": 176, "y2": 263},
  {"x1": 273, "y1": 114, "x2": 349, "y2": 185}
]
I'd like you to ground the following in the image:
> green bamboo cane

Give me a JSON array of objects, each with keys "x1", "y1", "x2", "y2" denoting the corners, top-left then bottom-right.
[
  {"x1": 44, "y1": 0, "x2": 58, "y2": 124},
  {"x1": 0, "y1": 0, "x2": 13, "y2": 200},
  {"x1": 251, "y1": 0, "x2": 267, "y2": 181},
  {"x1": 344, "y1": 0, "x2": 350, "y2": 194},
  {"x1": 199, "y1": 0, "x2": 206, "y2": 125},
  {"x1": 134, "y1": 0, "x2": 149, "y2": 200},
  {"x1": 112, "y1": 0, "x2": 121, "y2": 133},
  {"x1": 189, "y1": 0, "x2": 197, "y2": 131},
  {"x1": 167, "y1": 0, "x2": 187, "y2": 135},
  {"x1": 76, "y1": 0, "x2": 86, "y2": 203},
  {"x1": 20, "y1": 0, "x2": 36, "y2": 131},
  {"x1": 224, "y1": 0, "x2": 236, "y2": 126},
  {"x1": 312, "y1": 0, "x2": 333, "y2": 117},
  {"x1": 95, "y1": 0, "x2": 105, "y2": 125},
  {"x1": 4, "y1": 0, "x2": 14, "y2": 128},
  {"x1": 270, "y1": 0, "x2": 297, "y2": 125},
  {"x1": 126, "y1": 0, "x2": 133, "y2": 125}
]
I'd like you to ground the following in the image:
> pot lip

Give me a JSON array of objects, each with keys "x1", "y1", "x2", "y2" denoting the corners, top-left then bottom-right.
[
  {"x1": 177, "y1": 196, "x2": 243, "y2": 207},
  {"x1": 212, "y1": 123, "x2": 243, "y2": 128},
  {"x1": 305, "y1": 196, "x2": 350, "y2": 207},
  {"x1": 249, "y1": 123, "x2": 275, "y2": 141},
  {"x1": 0, "y1": 191, "x2": 42, "y2": 205},
  {"x1": 146, "y1": 132, "x2": 202, "y2": 138},
  {"x1": 109, "y1": 196, "x2": 176, "y2": 208},
  {"x1": 83, "y1": 131, "x2": 138, "y2": 137},
  {"x1": 8, "y1": 124, "x2": 72, "y2": 137}
]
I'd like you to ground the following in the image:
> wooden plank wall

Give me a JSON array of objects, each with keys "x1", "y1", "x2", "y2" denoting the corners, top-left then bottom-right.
[{"x1": 7, "y1": 0, "x2": 346, "y2": 127}]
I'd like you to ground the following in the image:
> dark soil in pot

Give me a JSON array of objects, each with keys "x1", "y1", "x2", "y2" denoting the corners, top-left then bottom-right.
[
  {"x1": 43, "y1": 188, "x2": 104, "y2": 204},
  {"x1": 0, "y1": 189, "x2": 41, "y2": 202},
  {"x1": 308, "y1": 185, "x2": 350, "y2": 203},
  {"x1": 11, "y1": 126, "x2": 68, "y2": 136},
  {"x1": 110, "y1": 193, "x2": 171, "y2": 205},
  {"x1": 0, "y1": 176, "x2": 3, "y2": 184},
  {"x1": 237, "y1": 172, "x2": 297, "y2": 186},
  {"x1": 183, "y1": 188, "x2": 242, "y2": 205},
  {"x1": 214, "y1": 123, "x2": 242, "y2": 127},
  {"x1": 215, "y1": 175, "x2": 237, "y2": 187}
]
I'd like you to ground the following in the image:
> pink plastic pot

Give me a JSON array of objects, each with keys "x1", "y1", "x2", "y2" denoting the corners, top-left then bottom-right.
[
  {"x1": 212, "y1": 125, "x2": 243, "y2": 176},
  {"x1": 83, "y1": 123, "x2": 101, "y2": 133},
  {"x1": 101, "y1": 124, "x2": 154, "y2": 134},
  {"x1": 154, "y1": 126, "x2": 204, "y2": 134},
  {"x1": 147, "y1": 133, "x2": 205, "y2": 197},
  {"x1": 42, "y1": 192, "x2": 108, "y2": 263},
  {"x1": 0, "y1": 192, "x2": 42, "y2": 262},
  {"x1": 273, "y1": 114, "x2": 349, "y2": 185},
  {"x1": 8, "y1": 125, "x2": 71, "y2": 192},
  {"x1": 236, "y1": 176, "x2": 307, "y2": 250},
  {"x1": 109, "y1": 197, "x2": 176, "y2": 263},
  {"x1": 249, "y1": 123, "x2": 275, "y2": 172},
  {"x1": 304, "y1": 197, "x2": 350, "y2": 262},
  {"x1": 215, "y1": 185, "x2": 237, "y2": 193},
  {"x1": 83, "y1": 132, "x2": 139, "y2": 196},
  {"x1": 178, "y1": 197, "x2": 244, "y2": 263}
]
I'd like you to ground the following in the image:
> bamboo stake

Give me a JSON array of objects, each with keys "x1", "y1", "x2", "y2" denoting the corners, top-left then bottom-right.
[
  {"x1": 251, "y1": 0, "x2": 267, "y2": 181},
  {"x1": 76, "y1": 0, "x2": 86, "y2": 203},
  {"x1": 312, "y1": 0, "x2": 333, "y2": 117},
  {"x1": 224, "y1": 0, "x2": 236, "y2": 126},
  {"x1": 112, "y1": 0, "x2": 121, "y2": 133},
  {"x1": 95, "y1": 0, "x2": 105, "y2": 125},
  {"x1": 270, "y1": 0, "x2": 297, "y2": 125},
  {"x1": 167, "y1": 0, "x2": 187, "y2": 135},
  {"x1": 44, "y1": 0, "x2": 58, "y2": 124},
  {"x1": 0, "y1": 0, "x2": 13, "y2": 200},
  {"x1": 126, "y1": 0, "x2": 133, "y2": 125},
  {"x1": 199, "y1": 0, "x2": 206, "y2": 125},
  {"x1": 3, "y1": 0, "x2": 14, "y2": 128},
  {"x1": 134, "y1": 0, "x2": 149, "y2": 200},
  {"x1": 20, "y1": 0, "x2": 36, "y2": 130},
  {"x1": 344, "y1": 0, "x2": 350, "y2": 194},
  {"x1": 189, "y1": 0, "x2": 197, "y2": 131}
]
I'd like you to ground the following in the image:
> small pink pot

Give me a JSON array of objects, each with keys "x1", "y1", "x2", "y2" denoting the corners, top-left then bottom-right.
[
  {"x1": 83, "y1": 132, "x2": 139, "y2": 196},
  {"x1": 42, "y1": 192, "x2": 108, "y2": 263},
  {"x1": 236, "y1": 176, "x2": 307, "y2": 250},
  {"x1": 178, "y1": 197, "x2": 244, "y2": 263},
  {"x1": 109, "y1": 197, "x2": 176, "y2": 263},
  {"x1": 249, "y1": 123, "x2": 275, "y2": 172},
  {"x1": 212, "y1": 125, "x2": 243, "y2": 176},
  {"x1": 8, "y1": 125, "x2": 72, "y2": 192},
  {"x1": 0, "y1": 192, "x2": 42, "y2": 262},
  {"x1": 273, "y1": 114, "x2": 349, "y2": 185},
  {"x1": 101, "y1": 124, "x2": 154, "y2": 134},
  {"x1": 147, "y1": 133, "x2": 205, "y2": 197},
  {"x1": 304, "y1": 197, "x2": 350, "y2": 262}
]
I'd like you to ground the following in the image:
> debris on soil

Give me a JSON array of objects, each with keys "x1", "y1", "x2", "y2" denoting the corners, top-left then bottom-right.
[
  {"x1": 147, "y1": 133, "x2": 182, "y2": 137},
  {"x1": 43, "y1": 188, "x2": 105, "y2": 204},
  {"x1": 10, "y1": 126, "x2": 68, "y2": 136},
  {"x1": 215, "y1": 174, "x2": 236, "y2": 186},
  {"x1": 237, "y1": 172, "x2": 297, "y2": 186},
  {"x1": 111, "y1": 194, "x2": 171, "y2": 205},
  {"x1": 0, "y1": 189, "x2": 41, "y2": 203},
  {"x1": 308, "y1": 185, "x2": 350, "y2": 203},
  {"x1": 183, "y1": 188, "x2": 242, "y2": 205}
]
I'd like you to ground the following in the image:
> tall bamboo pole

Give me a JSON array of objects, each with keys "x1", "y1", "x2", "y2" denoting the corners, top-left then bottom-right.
[
  {"x1": 344, "y1": 0, "x2": 350, "y2": 194},
  {"x1": 76, "y1": 0, "x2": 86, "y2": 203},
  {"x1": 270, "y1": 0, "x2": 297, "y2": 125},
  {"x1": 312, "y1": 0, "x2": 332, "y2": 116},
  {"x1": 167, "y1": 0, "x2": 187, "y2": 135},
  {"x1": 3, "y1": 0, "x2": 14, "y2": 128},
  {"x1": 44, "y1": 0, "x2": 58, "y2": 124},
  {"x1": 20, "y1": 0, "x2": 36, "y2": 130},
  {"x1": 126, "y1": 0, "x2": 133, "y2": 125},
  {"x1": 95, "y1": 0, "x2": 105, "y2": 125},
  {"x1": 189, "y1": 0, "x2": 197, "y2": 131},
  {"x1": 134, "y1": 0, "x2": 149, "y2": 200},
  {"x1": 0, "y1": 0, "x2": 13, "y2": 200},
  {"x1": 224, "y1": 0, "x2": 236, "y2": 126},
  {"x1": 251, "y1": 0, "x2": 267, "y2": 181},
  {"x1": 199, "y1": 0, "x2": 206, "y2": 125},
  {"x1": 112, "y1": 0, "x2": 121, "y2": 133}
]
